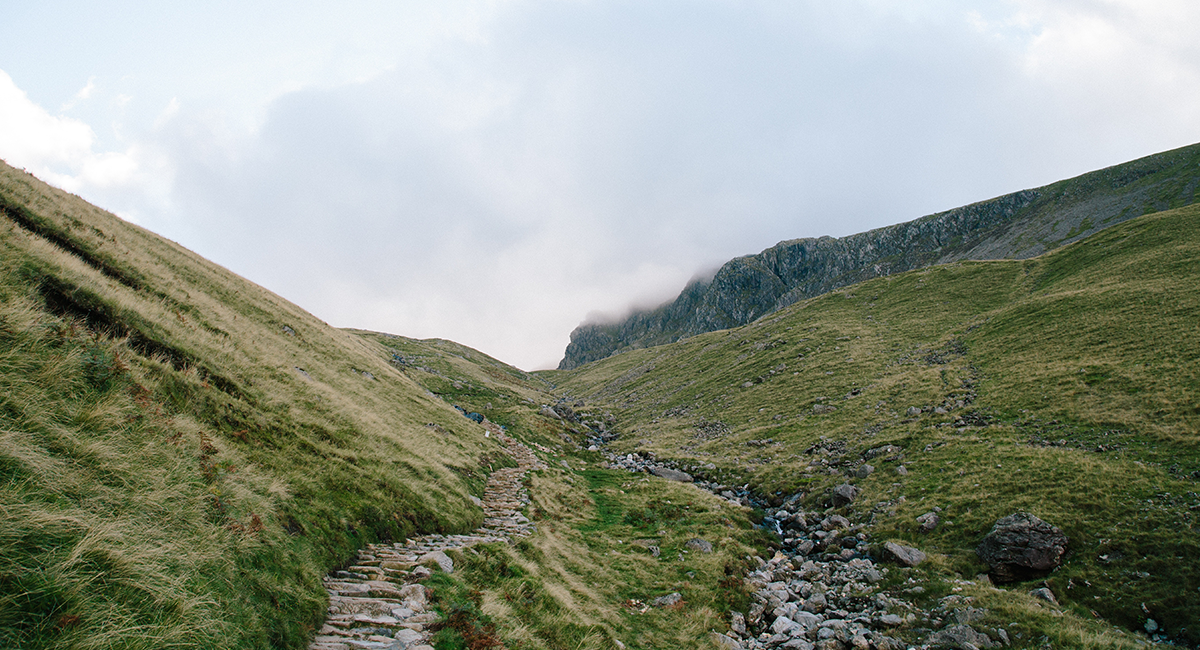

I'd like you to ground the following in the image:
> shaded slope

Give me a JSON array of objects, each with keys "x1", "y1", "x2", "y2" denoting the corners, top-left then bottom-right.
[
  {"x1": 0, "y1": 162, "x2": 508, "y2": 649},
  {"x1": 560, "y1": 141, "x2": 1200, "y2": 369},
  {"x1": 550, "y1": 206, "x2": 1200, "y2": 643}
]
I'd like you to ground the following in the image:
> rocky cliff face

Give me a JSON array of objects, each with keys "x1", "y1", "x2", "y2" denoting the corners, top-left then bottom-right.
[{"x1": 560, "y1": 142, "x2": 1200, "y2": 369}]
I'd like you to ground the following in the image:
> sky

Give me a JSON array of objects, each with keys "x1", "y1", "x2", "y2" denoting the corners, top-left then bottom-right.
[{"x1": 2, "y1": 1, "x2": 1199, "y2": 370}]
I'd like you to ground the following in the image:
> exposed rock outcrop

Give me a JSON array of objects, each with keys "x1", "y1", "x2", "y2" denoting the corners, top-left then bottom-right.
[{"x1": 559, "y1": 142, "x2": 1200, "y2": 369}]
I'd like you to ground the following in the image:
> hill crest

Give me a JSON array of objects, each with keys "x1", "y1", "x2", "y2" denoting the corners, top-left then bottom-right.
[{"x1": 559, "y1": 142, "x2": 1200, "y2": 369}]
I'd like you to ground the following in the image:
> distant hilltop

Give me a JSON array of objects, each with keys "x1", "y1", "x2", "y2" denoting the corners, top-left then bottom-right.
[{"x1": 559, "y1": 142, "x2": 1200, "y2": 370}]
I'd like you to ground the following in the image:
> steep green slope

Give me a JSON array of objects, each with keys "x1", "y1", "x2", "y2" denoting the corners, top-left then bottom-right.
[
  {"x1": 550, "y1": 205, "x2": 1200, "y2": 643},
  {"x1": 560, "y1": 141, "x2": 1200, "y2": 369},
  {"x1": 0, "y1": 162, "x2": 508, "y2": 648}
]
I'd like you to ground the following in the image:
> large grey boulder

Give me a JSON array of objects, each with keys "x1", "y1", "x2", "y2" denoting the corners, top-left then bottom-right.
[
  {"x1": 880, "y1": 541, "x2": 926, "y2": 567},
  {"x1": 976, "y1": 512, "x2": 1068, "y2": 583}
]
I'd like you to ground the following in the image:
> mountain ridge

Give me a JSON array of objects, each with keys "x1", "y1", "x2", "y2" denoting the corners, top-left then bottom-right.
[{"x1": 559, "y1": 142, "x2": 1200, "y2": 369}]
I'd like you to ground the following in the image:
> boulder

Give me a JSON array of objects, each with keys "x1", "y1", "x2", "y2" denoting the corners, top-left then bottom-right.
[
  {"x1": 830, "y1": 483, "x2": 860, "y2": 507},
  {"x1": 881, "y1": 541, "x2": 926, "y2": 567},
  {"x1": 390, "y1": 628, "x2": 425, "y2": 649},
  {"x1": 651, "y1": 592, "x2": 683, "y2": 607},
  {"x1": 925, "y1": 624, "x2": 996, "y2": 648},
  {"x1": 552, "y1": 404, "x2": 578, "y2": 422},
  {"x1": 821, "y1": 515, "x2": 851, "y2": 531},
  {"x1": 685, "y1": 538, "x2": 713, "y2": 553},
  {"x1": 418, "y1": 550, "x2": 454, "y2": 574},
  {"x1": 1029, "y1": 587, "x2": 1058, "y2": 605},
  {"x1": 916, "y1": 512, "x2": 940, "y2": 532},
  {"x1": 711, "y1": 632, "x2": 744, "y2": 650},
  {"x1": 976, "y1": 512, "x2": 1068, "y2": 583}
]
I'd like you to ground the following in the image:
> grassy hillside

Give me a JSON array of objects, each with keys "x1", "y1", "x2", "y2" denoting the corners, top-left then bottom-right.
[
  {"x1": 550, "y1": 205, "x2": 1200, "y2": 644},
  {"x1": 349, "y1": 330, "x2": 773, "y2": 650},
  {"x1": 4, "y1": 153, "x2": 1196, "y2": 649},
  {"x1": 0, "y1": 162, "x2": 512, "y2": 649}
]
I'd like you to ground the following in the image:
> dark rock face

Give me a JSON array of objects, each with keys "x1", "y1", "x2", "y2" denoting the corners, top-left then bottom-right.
[
  {"x1": 559, "y1": 143, "x2": 1200, "y2": 369},
  {"x1": 976, "y1": 512, "x2": 1068, "y2": 583}
]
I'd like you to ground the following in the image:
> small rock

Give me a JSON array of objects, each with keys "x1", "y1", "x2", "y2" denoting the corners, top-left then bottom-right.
[
  {"x1": 389, "y1": 628, "x2": 425, "y2": 649},
  {"x1": 926, "y1": 624, "x2": 997, "y2": 649},
  {"x1": 855, "y1": 464, "x2": 875, "y2": 478},
  {"x1": 895, "y1": 465, "x2": 908, "y2": 476},
  {"x1": 418, "y1": 551, "x2": 453, "y2": 574},
  {"x1": 711, "y1": 632, "x2": 744, "y2": 650},
  {"x1": 1029, "y1": 587, "x2": 1058, "y2": 605},
  {"x1": 802, "y1": 592, "x2": 828, "y2": 614},
  {"x1": 1145, "y1": 618, "x2": 1159, "y2": 633},
  {"x1": 652, "y1": 592, "x2": 683, "y2": 607},
  {"x1": 821, "y1": 515, "x2": 851, "y2": 531},
  {"x1": 685, "y1": 538, "x2": 713, "y2": 553},
  {"x1": 906, "y1": 407, "x2": 922, "y2": 417},
  {"x1": 730, "y1": 611, "x2": 747, "y2": 636},
  {"x1": 877, "y1": 613, "x2": 903, "y2": 627},
  {"x1": 772, "y1": 616, "x2": 804, "y2": 635},
  {"x1": 917, "y1": 512, "x2": 940, "y2": 532},
  {"x1": 831, "y1": 483, "x2": 861, "y2": 507},
  {"x1": 881, "y1": 541, "x2": 926, "y2": 567},
  {"x1": 814, "y1": 404, "x2": 838, "y2": 414}
]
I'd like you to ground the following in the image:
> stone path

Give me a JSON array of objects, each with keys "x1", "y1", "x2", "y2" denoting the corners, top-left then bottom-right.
[{"x1": 308, "y1": 422, "x2": 544, "y2": 650}]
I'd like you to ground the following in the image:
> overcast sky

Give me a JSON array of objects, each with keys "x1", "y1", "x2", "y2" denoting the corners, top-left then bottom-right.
[{"x1": 2, "y1": 1, "x2": 1199, "y2": 369}]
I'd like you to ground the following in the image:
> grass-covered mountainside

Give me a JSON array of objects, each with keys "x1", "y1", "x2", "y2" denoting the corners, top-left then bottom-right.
[
  {"x1": 550, "y1": 204, "x2": 1200, "y2": 644},
  {"x1": 3, "y1": 147, "x2": 1198, "y2": 650},
  {"x1": 559, "y1": 142, "x2": 1200, "y2": 369},
  {"x1": 0, "y1": 162, "x2": 514, "y2": 649}
]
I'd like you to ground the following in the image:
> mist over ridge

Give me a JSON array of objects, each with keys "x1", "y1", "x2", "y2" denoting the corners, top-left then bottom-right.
[{"x1": 559, "y1": 141, "x2": 1200, "y2": 369}]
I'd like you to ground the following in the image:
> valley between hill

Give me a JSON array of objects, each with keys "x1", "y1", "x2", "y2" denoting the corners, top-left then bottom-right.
[{"x1": 1, "y1": 152, "x2": 1197, "y2": 650}]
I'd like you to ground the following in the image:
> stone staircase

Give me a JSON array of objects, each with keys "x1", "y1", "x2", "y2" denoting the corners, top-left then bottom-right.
[{"x1": 308, "y1": 424, "x2": 544, "y2": 650}]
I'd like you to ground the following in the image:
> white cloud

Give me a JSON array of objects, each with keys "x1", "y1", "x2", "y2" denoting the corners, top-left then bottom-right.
[
  {"x1": 0, "y1": 69, "x2": 146, "y2": 192},
  {"x1": 0, "y1": 69, "x2": 96, "y2": 173}
]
